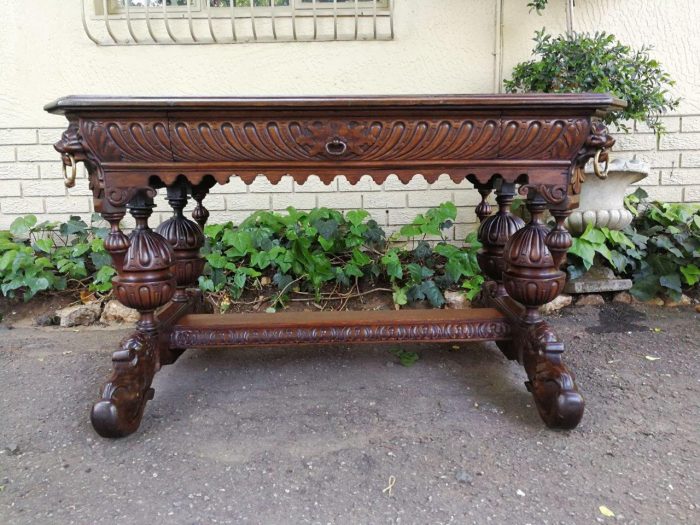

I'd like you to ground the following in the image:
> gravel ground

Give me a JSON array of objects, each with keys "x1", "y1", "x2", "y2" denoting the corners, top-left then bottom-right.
[{"x1": 0, "y1": 303, "x2": 698, "y2": 525}]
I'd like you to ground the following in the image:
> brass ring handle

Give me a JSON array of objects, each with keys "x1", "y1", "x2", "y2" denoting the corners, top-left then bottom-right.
[
  {"x1": 62, "y1": 154, "x2": 77, "y2": 188},
  {"x1": 593, "y1": 149, "x2": 609, "y2": 180},
  {"x1": 325, "y1": 138, "x2": 347, "y2": 156}
]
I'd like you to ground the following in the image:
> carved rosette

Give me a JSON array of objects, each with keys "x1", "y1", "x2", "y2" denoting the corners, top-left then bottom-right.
[
  {"x1": 156, "y1": 206, "x2": 205, "y2": 302},
  {"x1": 477, "y1": 185, "x2": 526, "y2": 291},
  {"x1": 113, "y1": 196, "x2": 175, "y2": 333},
  {"x1": 503, "y1": 200, "x2": 565, "y2": 323}
]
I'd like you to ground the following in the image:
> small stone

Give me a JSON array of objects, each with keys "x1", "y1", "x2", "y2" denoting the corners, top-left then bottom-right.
[
  {"x1": 612, "y1": 291, "x2": 633, "y2": 304},
  {"x1": 385, "y1": 361, "x2": 394, "y2": 368},
  {"x1": 100, "y1": 300, "x2": 139, "y2": 324},
  {"x1": 695, "y1": 305, "x2": 700, "y2": 313},
  {"x1": 645, "y1": 297, "x2": 665, "y2": 307},
  {"x1": 444, "y1": 291, "x2": 470, "y2": 310},
  {"x1": 260, "y1": 276, "x2": 271, "y2": 286},
  {"x1": 576, "y1": 294, "x2": 605, "y2": 306},
  {"x1": 35, "y1": 312, "x2": 59, "y2": 326},
  {"x1": 539, "y1": 294, "x2": 572, "y2": 314},
  {"x1": 516, "y1": 489, "x2": 526, "y2": 497},
  {"x1": 6, "y1": 444, "x2": 20, "y2": 455},
  {"x1": 57, "y1": 303, "x2": 101, "y2": 327},
  {"x1": 455, "y1": 471, "x2": 473, "y2": 484},
  {"x1": 664, "y1": 294, "x2": 692, "y2": 307}
]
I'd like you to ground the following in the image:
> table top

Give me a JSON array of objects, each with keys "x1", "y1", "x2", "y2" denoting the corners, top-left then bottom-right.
[{"x1": 45, "y1": 93, "x2": 626, "y2": 114}]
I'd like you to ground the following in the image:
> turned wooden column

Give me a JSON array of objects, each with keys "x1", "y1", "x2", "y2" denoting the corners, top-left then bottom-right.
[
  {"x1": 156, "y1": 182, "x2": 205, "y2": 303},
  {"x1": 191, "y1": 185, "x2": 210, "y2": 230},
  {"x1": 113, "y1": 191, "x2": 176, "y2": 333},
  {"x1": 477, "y1": 182, "x2": 526, "y2": 297},
  {"x1": 503, "y1": 193, "x2": 565, "y2": 324}
]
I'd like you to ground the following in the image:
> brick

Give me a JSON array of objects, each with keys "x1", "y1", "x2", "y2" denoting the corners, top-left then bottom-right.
[
  {"x1": 39, "y1": 162, "x2": 68, "y2": 179},
  {"x1": 16, "y1": 144, "x2": 58, "y2": 162},
  {"x1": 0, "y1": 163, "x2": 37, "y2": 179},
  {"x1": 250, "y1": 176, "x2": 293, "y2": 193},
  {"x1": 0, "y1": 129, "x2": 37, "y2": 145},
  {"x1": 365, "y1": 208, "x2": 389, "y2": 226},
  {"x1": 339, "y1": 175, "x2": 380, "y2": 192},
  {"x1": 408, "y1": 190, "x2": 453, "y2": 208},
  {"x1": 37, "y1": 129, "x2": 66, "y2": 144},
  {"x1": 683, "y1": 186, "x2": 700, "y2": 203},
  {"x1": 294, "y1": 176, "x2": 337, "y2": 192},
  {"x1": 1, "y1": 197, "x2": 44, "y2": 214},
  {"x1": 22, "y1": 179, "x2": 66, "y2": 197},
  {"x1": 386, "y1": 207, "x2": 430, "y2": 226},
  {"x1": 639, "y1": 186, "x2": 683, "y2": 203},
  {"x1": 383, "y1": 174, "x2": 429, "y2": 191},
  {"x1": 611, "y1": 133, "x2": 657, "y2": 151},
  {"x1": 632, "y1": 170, "x2": 659, "y2": 186},
  {"x1": 635, "y1": 117, "x2": 680, "y2": 134},
  {"x1": 206, "y1": 211, "x2": 252, "y2": 225},
  {"x1": 272, "y1": 193, "x2": 316, "y2": 210},
  {"x1": 660, "y1": 169, "x2": 700, "y2": 186},
  {"x1": 225, "y1": 193, "x2": 270, "y2": 211},
  {"x1": 364, "y1": 192, "x2": 406, "y2": 209},
  {"x1": 0, "y1": 180, "x2": 21, "y2": 197},
  {"x1": 455, "y1": 188, "x2": 485, "y2": 206},
  {"x1": 0, "y1": 146, "x2": 15, "y2": 162},
  {"x1": 44, "y1": 197, "x2": 91, "y2": 213},
  {"x1": 317, "y1": 192, "x2": 362, "y2": 209},
  {"x1": 613, "y1": 150, "x2": 680, "y2": 169},
  {"x1": 454, "y1": 206, "x2": 478, "y2": 225},
  {"x1": 454, "y1": 223, "x2": 479, "y2": 241},
  {"x1": 198, "y1": 194, "x2": 226, "y2": 211},
  {"x1": 682, "y1": 153, "x2": 700, "y2": 167},
  {"x1": 681, "y1": 116, "x2": 700, "y2": 132},
  {"x1": 659, "y1": 133, "x2": 700, "y2": 151}
]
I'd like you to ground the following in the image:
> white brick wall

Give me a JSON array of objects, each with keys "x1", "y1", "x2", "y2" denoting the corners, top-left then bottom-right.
[{"x1": 1, "y1": 116, "x2": 699, "y2": 233}]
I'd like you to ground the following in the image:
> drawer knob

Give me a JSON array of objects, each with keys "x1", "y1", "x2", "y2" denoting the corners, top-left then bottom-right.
[{"x1": 325, "y1": 138, "x2": 347, "y2": 156}]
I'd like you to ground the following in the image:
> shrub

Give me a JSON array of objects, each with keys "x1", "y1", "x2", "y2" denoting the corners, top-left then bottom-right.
[{"x1": 505, "y1": 30, "x2": 679, "y2": 136}]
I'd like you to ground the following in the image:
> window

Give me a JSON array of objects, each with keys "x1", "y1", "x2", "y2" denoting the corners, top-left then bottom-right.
[{"x1": 85, "y1": 0, "x2": 393, "y2": 44}]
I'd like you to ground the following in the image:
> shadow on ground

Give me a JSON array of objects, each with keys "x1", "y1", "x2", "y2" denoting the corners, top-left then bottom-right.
[{"x1": 0, "y1": 304, "x2": 698, "y2": 524}]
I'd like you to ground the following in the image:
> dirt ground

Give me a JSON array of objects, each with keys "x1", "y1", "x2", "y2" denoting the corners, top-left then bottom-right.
[{"x1": 0, "y1": 302, "x2": 698, "y2": 525}]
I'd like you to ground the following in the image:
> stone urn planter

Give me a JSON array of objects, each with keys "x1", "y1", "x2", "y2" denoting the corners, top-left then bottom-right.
[{"x1": 566, "y1": 158, "x2": 650, "y2": 234}]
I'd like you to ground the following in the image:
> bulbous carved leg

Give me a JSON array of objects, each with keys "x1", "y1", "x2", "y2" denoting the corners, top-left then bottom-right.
[
  {"x1": 92, "y1": 190, "x2": 176, "y2": 438},
  {"x1": 496, "y1": 191, "x2": 584, "y2": 429},
  {"x1": 474, "y1": 182, "x2": 525, "y2": 360},
  {"x1": 156, "y1": 182, "x2": 205, "y2": 303}
]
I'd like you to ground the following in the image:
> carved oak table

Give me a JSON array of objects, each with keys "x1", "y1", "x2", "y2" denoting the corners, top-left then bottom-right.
[{"x1": 45, "y1": 94, "x2": 622, "y2": 437}]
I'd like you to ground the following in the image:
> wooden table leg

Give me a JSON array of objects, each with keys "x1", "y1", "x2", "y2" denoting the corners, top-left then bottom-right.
[
  {"x1": 499, "y1": 190, "x2": 584, "y2": 429},
  {"x1": 475, "y1": 181, "x2": 525, "y2": 360},
  {"x1": 91, "y1": 190, "x2": 176, "y2": 438}
]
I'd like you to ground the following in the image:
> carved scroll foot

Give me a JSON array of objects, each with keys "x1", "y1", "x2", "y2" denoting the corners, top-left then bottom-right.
[
  {"x1": 91, "y1": 332, "x2": 157, "y2": 438},
  {"x1": 526, "y1": 360, "x2": 584, "y2": 430},
  {"x1": 518, "y1": 322, "x2": 584, "y2": 430}
]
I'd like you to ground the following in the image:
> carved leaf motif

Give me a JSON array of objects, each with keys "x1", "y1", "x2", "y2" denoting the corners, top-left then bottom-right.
[
  {"x1": 80, "y1": 119, "x2": 173, "y2": 162},
  {"x1": 499, "y1": 118, "x2": 588, "y2": 159}
]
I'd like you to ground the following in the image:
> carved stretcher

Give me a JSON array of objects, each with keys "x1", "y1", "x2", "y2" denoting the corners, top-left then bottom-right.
[{"x1": 45, "y1": 94, "x2": 622, "y2": 437}]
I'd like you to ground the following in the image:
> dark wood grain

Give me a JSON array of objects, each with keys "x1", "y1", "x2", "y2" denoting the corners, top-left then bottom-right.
[{"x1": 47, "y1": 94, "x2": 622, "y2": 436}]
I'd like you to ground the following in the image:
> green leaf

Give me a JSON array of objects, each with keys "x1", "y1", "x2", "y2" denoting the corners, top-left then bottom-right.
[
  {"x1": 392, "y1": 287, "x2": 408, "y2": 306},
  {"x1": 568, "y1": 238, "x2": 596, "y2": 270},
  {"x1": 9, "y1": 215, "x2": 37, "y2": 240},
  {"x1": 659, "y1": 273, "x2": 682, "y2": 293},
  {"x1": 346, "y1": 209, "x2": 369, "y2": 227},
  {"x1": 420, "y1": 280, "x2": 445, "y2": 307},
  {"x1": 680, "y1": 264, "x2": 700, "y2": 286},
  {"x1": 207, "y1": 253, "x2": 228, "y2": 269},
  {"x1": 580, "y1": 223, "x2": 606, "y2": 244},
  {"x1": 381, "y1": 250, "x2": 403, "y2": 280},
  {"x1": 34, "y1": 238, "x2": 54, "y2": 253}
]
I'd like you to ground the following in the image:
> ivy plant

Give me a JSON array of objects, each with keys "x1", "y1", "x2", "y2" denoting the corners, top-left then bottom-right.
[
  {"x1": 566, "y1": 189, "x2": 700, "y2": 301},
  {"x1": 0, "y1": 214, "x2": 113, "y2": 300},
  {"x1": 505, "y1": 30, "x2": 679, "y2": 136}
]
